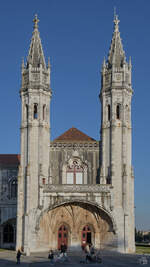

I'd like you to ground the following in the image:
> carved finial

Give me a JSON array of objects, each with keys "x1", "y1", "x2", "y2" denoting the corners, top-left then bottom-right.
[
  {"x1": 114, "y1": 13, "x2": 120, "y2": 32},
  {"x1": 102, "y1": 57, "x2": 106, "y2": 72},
  {"x1": 129, "y1": 56, "x2": 132, "y2": 68},
  {"x1": 33, "y1": 14, "x2": 39, "y2": 29},
  {"x1": 103, "y1": 57, "x2": 106, "y2": 67},
  {"x1": 21, "y1": 57, "x2": 24, "y2": 70}
]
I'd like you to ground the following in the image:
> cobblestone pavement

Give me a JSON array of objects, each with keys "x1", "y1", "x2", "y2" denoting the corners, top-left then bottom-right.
[{"x1": 0, "y1": 250, "x2": 149, "y2": 267}]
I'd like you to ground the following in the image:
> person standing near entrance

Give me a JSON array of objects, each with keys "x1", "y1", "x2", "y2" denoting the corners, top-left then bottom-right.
[
  {"x1": 60, "y1": 242, "x2": 67, "y2": 257},
  {"x1": 16, "y1": 249, "x2": 22, "y2": 264},
  {"x1": 48, "y1": 250, "x2": 54, "y2": 264},
  {"x1": 85, "y1": 243, "x2": 90, "y2": 254},
  {"x1": 90, "y1": 243, "x2": 95, "y2": 255}
]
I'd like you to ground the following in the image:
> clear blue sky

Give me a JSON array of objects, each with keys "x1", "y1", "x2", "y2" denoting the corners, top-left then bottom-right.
[{"x1": 0, "y1": 0, "x2": 149, "y2": 230}]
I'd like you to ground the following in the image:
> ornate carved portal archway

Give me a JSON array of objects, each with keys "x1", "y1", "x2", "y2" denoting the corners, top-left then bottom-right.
[{"x1": 36, "y1": 202, "x2": 116, "y2": 251}]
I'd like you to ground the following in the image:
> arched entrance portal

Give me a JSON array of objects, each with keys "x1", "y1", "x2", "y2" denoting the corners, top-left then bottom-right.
[
  {"x1": 58, "y1": 225, "x2": 68, "y2": 250},
  {"x1": 81, "y1": 225, "x2": 92, "y2": 248},
  {"x1": 37, "y1": 202, "x2": 116, "y2": 251}
]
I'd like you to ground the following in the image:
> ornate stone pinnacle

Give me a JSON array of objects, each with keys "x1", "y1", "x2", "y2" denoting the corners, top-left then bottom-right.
[
  {"x1": 114, "y1": 14, "x2": 120, "y2": 32},
  {"x1": 33, "y1": 14, "x2": 39, "y2": 29}
]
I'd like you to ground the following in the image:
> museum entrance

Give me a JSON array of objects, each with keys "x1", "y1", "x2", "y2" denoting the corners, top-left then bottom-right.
[
  {"x1": 81, "y1": 225, "x2": 92, "y2": 248},
  {"x1": 58, "y1": 225, "x2": 68, "y2": 250}
]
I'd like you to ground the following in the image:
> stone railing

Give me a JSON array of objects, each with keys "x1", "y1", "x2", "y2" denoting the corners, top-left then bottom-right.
[{"x1": 43, "y1": 184, "x2": 111, "y2": 193}]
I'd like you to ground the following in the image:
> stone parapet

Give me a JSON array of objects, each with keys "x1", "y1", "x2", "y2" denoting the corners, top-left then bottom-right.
[{"x1": 50, "y1": 141, "x2": 100, "y2": 150}]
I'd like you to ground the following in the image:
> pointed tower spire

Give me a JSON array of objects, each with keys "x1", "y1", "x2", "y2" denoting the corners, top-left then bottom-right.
[
  {"x1": 107, "y1": 14, "x2": 125, "y2": 68},
  {"x1": 27, "y1": 14, "x2": 46, "y2": 68}
]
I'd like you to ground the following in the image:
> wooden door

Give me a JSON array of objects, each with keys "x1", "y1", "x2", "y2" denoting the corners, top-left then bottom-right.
[
  {"x1": 58, "y1": 225, "x2": 68, "y2": 250},
  {"x1": 81, "y1": 225, "x2": 91, "y2": 248}
]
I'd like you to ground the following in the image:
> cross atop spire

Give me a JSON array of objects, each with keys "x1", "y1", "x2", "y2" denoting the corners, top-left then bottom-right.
[
  {"x1": 114, "y1": 14, "x2": 120, "y2": 32},
  {"x1": 33, "y1": 14, "x2": 39, "y2": 30},
  {"x1": 107, "y1": 14, "x2": 126, "y2": 69},
  {"x1": 27, "y1": 15, "x2": 46, "y2": 68}
]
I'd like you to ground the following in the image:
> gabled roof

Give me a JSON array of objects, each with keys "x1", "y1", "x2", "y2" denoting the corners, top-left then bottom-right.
[
  {"x1": 0, "y1": 154, "x2": 20, "y2": 166},
  {"x1": 54, "y1": 127, "x2": 96, "y2": 142}
]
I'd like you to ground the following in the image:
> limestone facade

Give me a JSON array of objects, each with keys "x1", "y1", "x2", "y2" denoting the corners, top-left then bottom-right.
[{"x1": 0, "y1": 14, "x2": 135, "y2": 254}]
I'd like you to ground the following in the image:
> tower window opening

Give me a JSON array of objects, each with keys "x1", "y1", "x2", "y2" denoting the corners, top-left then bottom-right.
[
  {"x1": 34, "y1": 104, "x2": 38, "y2": 119},
  {"x1": 43, "y1": 104, "x2": 46, "y2": 120},
  {"x1": 108, "y1": 105, "x2": 110, "y2": 121},
  {"x1": 116, "y1": 104, "x2": 121, "y2": 120},
  {"x1": 26, "y1": 104, "x2": 28, "y2": 121}
]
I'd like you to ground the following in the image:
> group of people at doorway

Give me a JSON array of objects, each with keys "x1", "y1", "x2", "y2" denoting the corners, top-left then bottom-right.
[
  {"x1": 16, "y1": 242, "x2": 102, "y2": 264},
  {"x1": 82, "y1": 243, "x2": 102, "y2": 264},
  {"x1": 48, "y1": 242, "x2": 102, "y2": 264},
  {"x1": 48, "y1": 242, "x2": 67, "y2": 264}
]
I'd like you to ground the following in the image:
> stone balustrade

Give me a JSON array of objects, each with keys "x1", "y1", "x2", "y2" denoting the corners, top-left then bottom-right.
[{"x1": 43, "y1": 184, "x2": 112, "y2": 193}]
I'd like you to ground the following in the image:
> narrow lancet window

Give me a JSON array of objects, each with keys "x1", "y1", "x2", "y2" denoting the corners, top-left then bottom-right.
[
  {"x1": 26, "y1": 105, "x2": 28, "y2": 121},
  {"x1": 43, "y1": 104, "x2": 46, "y2": 120},
  {"x1": 34, "y1": 104, "x2": 38, "y2": 119},
  {"x1": 108, "y1": 105, "x2": 110, "y2": 121},
  {"x1": 116, "y1": 104, "x2": 121, "y2": 120}
]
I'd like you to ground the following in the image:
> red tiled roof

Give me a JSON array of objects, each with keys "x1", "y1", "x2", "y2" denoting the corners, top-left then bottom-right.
[
  {"x1": 0, "y1": 154, "x2": 20, "y2": 165},
  {"x1": 54, "y1": 127, "x2": 96, "y2": 142}
]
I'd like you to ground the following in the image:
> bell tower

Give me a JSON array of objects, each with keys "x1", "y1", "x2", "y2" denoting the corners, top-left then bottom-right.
[
  {"x1": 16, "y1": 15, "x2": 52, "y2": 254},
  {"x1": 100, "y1": 15, "x2": 135, "y2": 252}
]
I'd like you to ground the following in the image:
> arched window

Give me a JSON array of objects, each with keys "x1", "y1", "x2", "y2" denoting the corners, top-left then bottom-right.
[
  {"x1": 43, "y1": 104, "x2": 46, "y2": 120},
  {"x1": 3, "y1": 224, "x2": 14, "y2": 243},
  {"x1": 9, "y1": 178, "x2": 17, "y2": 199},
  {"x1": 11, "y1": 179, "x2": 17, "y2": 198},
  {"x1": 33, "y1": 104, "x2": 38, "y2": 119},
  {"x1": 108, "y1": 105, "x2": 110, "y2": 121},
  {"x1": 26, "y1": 104, "x2": 28, "y2": 121},
  {"x1": 67, "y1": 160, "x2": 83, "y2": 184},
  {"x1": 116, "y1": 104, "x2": 121, "y2": 120}
]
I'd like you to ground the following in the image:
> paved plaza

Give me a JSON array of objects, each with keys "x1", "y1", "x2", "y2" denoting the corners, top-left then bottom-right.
[{"x1": 0, "y1": 250, "x2": 149, "y2": 267}]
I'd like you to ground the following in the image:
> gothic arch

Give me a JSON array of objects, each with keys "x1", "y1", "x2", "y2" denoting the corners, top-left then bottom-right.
[
  {"x1": 78, "y1": 221, "x2": 95, "y2": 235},
  {"x1": 8, "y1": 177, "x2": 17, "y2": 199},
  {"x1": 53, "y1": 220, "x2": 71, "y2": 234},
  {"x1": 35, "y1": 199, "x2": 117, "y2": 234},
  {"x1": 0, "y1": 218, "x2": 16, "y2": 246}
]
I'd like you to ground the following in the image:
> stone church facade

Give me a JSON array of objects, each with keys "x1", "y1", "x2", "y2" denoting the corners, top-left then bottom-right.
[{"x1": 0, "y1": 15, "x2": 135, "y2": 254}]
